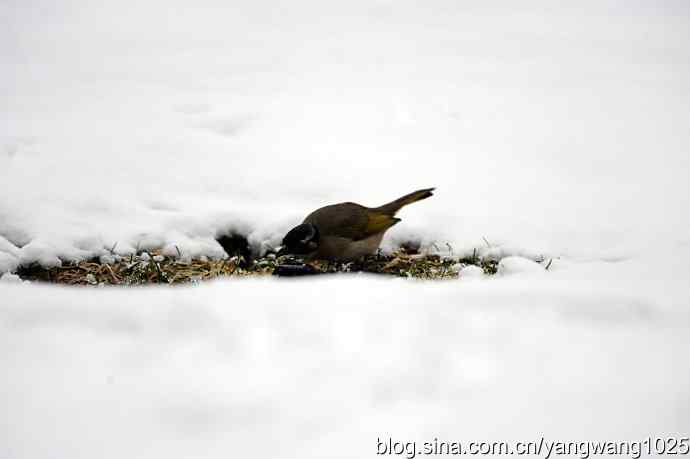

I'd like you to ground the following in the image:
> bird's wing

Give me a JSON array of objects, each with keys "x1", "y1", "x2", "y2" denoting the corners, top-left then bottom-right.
[
  {"x1": 304, "y1": 203, "x2": 400, "y2": 241},
  {"x1": 363, "y1": 211, "x2": 400, "y2": 237}
]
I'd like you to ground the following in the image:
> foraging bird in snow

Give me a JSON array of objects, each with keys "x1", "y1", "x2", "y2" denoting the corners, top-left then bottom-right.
[{"x1": 279, "y1": 188, "x2": 435, "y2": 261}]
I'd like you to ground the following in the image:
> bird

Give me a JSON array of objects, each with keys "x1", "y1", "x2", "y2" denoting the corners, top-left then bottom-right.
[{"x1": 279, "y1": 188, "x2": 435, "y2": 261}]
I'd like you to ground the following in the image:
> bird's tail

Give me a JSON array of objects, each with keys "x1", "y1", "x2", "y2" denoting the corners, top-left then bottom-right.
[{"x1": 374, "y1": 188, "x2": 435, "y2": 215}]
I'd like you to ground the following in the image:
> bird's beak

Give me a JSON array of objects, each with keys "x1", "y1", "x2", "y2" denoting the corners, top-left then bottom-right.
[{"x1": 275, "y1": 245, "x2": 286, "y2": 257}]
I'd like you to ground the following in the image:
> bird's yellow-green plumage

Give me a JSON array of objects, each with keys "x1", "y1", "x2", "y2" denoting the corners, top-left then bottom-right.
[{"x1": 363, "y1": 212, "x2": 400, "y2": 237}]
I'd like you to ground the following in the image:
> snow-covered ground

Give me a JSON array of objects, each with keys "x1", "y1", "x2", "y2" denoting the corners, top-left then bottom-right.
[
  {"x1": 2, "y1": 0, "x2": 689, "y2": 268},
  {"x1": 2, "y1": 257, "x2": 690, "y2": 458},
  {"x1": 1, "y1": 1, "x2": 690, "y2": 457}
]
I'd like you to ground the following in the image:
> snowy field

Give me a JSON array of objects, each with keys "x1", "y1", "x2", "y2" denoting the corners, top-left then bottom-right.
[
  {"x1": 2, "y1": 266, "x2": 689, "y2": 458},
  {"x1": 2, "y1": 1, "x2": 690, "y2": 457}
]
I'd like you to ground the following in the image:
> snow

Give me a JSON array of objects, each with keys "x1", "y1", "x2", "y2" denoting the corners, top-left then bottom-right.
[
  {"x1": 2, "y1": 0, "x2": 689, "y2": 267},
  {"x1": 0, "y1": 272, "x2": 23, "y2": 284},
  {"x1": 458, "y1": 264, "x2": 485, "y2": 280},
  {"x1": 497, "y1": 256, "x2": 545, "y2": 276},
  {"x1": 0, "y1": 236, "x2": 21, "y2": 273},
  {"x1": 1, "y1": 1, "x2": 690, "y2": 457},
  {"x1": 2, "y1": 255, "x2": 690, "y2": 458}
]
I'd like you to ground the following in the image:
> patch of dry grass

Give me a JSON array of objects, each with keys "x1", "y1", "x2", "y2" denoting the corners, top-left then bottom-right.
[{"x1": 16, "y1": 248, "x2": 499, "y2": 285}]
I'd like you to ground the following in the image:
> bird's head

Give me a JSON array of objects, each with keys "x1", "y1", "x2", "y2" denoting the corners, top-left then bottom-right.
[{"x1": 277, "y1": 223, "x2": 319, "y2": 257}]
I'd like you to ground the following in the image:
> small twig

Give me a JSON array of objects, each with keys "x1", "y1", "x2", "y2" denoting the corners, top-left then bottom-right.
[
  {"x1": 105, "y1": 264, "x2": 121, "y2": 283},
  {"x1": 150, "y1": 259, "x2": 165, "y2": 283},
  {"x1": 545, "y1": 259, "x2": 553, "y2": 270},
  {"x1": 482, "y1": 236, "x2": 491, "y2": 247}
]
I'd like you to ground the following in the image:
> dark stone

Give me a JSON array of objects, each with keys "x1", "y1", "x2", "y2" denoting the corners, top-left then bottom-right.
[{"x1": 272, "y1": 263, "x2": 318, "y2": 277}]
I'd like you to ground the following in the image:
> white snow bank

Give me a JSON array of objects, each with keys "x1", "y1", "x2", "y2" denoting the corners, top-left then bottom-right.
[
  {"x1": 0, "y1": 272, "x2": 23, "y2": 283},
  {"x1": 0, "y1": 256, "x2": 18, "y2": 277},
  {"x1": 1, "y1": 255, "x2": 689, "y2": 458},
  {"x1": 497, "y1": 256, "x2": 546, "y2": 276},
  {"x1": 2, "y1": 0, "x2": 690, "y2": 271},
  {"x1": 458, "y1": 264, "x2": 485, "y2": 280}
]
